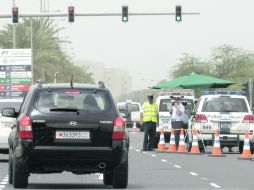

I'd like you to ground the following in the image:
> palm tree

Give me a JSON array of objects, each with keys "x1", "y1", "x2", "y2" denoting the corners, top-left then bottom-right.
[{"x1": 0, "y1": 18, "x2": 94, "y2": 84}]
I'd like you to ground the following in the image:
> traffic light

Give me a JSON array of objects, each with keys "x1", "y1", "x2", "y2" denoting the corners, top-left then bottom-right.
[
  {"x1": 242, "y1": 81, "x2": 249, "y2": 96},
  {"x1": 122, "y1": 6, "x2": 128, "y2": 22},
  {"x1": 68, "y1": 6, "x2": 75, "y2": 23},
  {"x1": 175, "y1": 5, "x2": 182, "y2": 22},
  {"x1": 12, "y1": 7, "x2": 19, "y2": 23}
]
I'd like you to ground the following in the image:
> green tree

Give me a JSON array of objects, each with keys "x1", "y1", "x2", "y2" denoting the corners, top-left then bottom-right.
[
  {"x1": 170, "y1": 53, "x2": 212, "y2": 78},
  {"x1": 0, "y1": 18, "x2": 94, "y2": 84}
]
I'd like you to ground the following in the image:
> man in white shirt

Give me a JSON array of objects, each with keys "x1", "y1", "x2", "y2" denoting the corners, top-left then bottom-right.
[{"x1": 170, "y1": 97, "x2": 185, "y2": 149}]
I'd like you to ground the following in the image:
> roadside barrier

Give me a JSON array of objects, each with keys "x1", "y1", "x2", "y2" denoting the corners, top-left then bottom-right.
[
  {"x1": 177, "y1": 128, "x2": 187, "y2": 153},
  {"x1": 167, "y1": 128, "x2": 176, "y2": 152},
  {"x1": 157, "y1": 128, "x2": 166, "y2": 152},
  {"x1": 208, "y1": 129, "x2": 225, "y2": 157},
  {"x1": 238, "y1": 130, "x2": 253, "y2": 160},
  {"x1": 190, "y1": 129, "x2": 203, "y2": 155}
]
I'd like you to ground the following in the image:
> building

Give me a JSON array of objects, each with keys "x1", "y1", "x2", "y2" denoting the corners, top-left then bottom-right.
[{"x1": 77, "y1": 60, "x2": 132, "y2": 98}]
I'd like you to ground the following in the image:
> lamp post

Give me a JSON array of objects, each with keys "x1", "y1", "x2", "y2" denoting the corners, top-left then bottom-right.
[{"x1": 53, "y1": 72, "x2": 59, "y2": 83}]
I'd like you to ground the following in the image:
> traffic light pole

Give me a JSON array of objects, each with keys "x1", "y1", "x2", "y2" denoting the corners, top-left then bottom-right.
[
  {"x1": 0, "y1": 12, "x2": 200, "y2": 19},
  {"x1": 12, "y1": 0, "x2": 16, "y2": 48}
]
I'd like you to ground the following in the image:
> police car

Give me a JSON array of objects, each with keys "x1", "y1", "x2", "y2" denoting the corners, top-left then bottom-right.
[
  {"x1": 187, "y1": 91, "x2": 254, "y2": 153},
  {"x1": 154, "y1": 90, "x2": 195, "y2": 147}
]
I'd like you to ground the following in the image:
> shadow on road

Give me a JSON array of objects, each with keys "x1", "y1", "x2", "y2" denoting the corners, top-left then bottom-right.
[
  {"x1": 27, "y1": 183, "x2": 142, "y2": 189},
  {"x1": 0, "y1": 159, "x2": 8, "y2": 162}
]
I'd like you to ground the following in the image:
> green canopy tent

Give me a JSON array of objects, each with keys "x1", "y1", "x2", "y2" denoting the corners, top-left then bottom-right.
[{"x1": 153, "y1": 73, "x2": 235, "y2": 89}]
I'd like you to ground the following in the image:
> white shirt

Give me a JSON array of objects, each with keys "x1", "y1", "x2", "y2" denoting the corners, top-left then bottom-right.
[{"x1": 171, "y1": 103, "x2": 185, "y2": 121}]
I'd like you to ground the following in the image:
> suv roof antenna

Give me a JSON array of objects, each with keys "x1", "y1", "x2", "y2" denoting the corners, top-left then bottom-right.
[{"x1": 70, "y1": 75, "x2": 73, "y2": 89}]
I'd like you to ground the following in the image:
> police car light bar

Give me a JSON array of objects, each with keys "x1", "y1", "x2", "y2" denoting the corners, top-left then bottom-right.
[{"x1": 203, "y1": 91, "x2": 242, "y2": 95}]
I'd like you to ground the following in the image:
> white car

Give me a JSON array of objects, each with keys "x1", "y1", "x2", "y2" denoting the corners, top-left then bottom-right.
[
  {"x1": 0, "y1": 98, "x2": 23, "y2": 154},
  {"x1": 117, "y1": 100, "x2": 142, "y2": 130},
  {"x1": 154, "y1": 90, "x2": 195, "y2": 147},
  {"x1": 187, "y1": 92, "x2": 254, "y2": 153}
]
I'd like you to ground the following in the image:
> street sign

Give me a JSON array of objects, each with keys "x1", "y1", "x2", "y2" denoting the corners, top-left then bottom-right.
[{"x1": 0, "y1": 49, "x2": 32, "y2": 98}]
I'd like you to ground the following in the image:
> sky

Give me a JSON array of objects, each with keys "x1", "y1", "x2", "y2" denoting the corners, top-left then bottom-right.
[{"x1": 0, "y1": 0, "x2": 254, "y2": 90}]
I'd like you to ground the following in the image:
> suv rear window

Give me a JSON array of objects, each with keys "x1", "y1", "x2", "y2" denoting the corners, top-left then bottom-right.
[
  {"x1": 202, "y1": 97, "x2": 248, "y2": 112},
  {"x1": 126, "y1": 103, "x2": 140, "y2": 112},
  {"x1": 34, "y1": 89, "x2": 111, "y2": 113}
]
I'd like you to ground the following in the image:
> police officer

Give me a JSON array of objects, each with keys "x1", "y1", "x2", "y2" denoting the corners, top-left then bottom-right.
[
  {"x1": 171, "y1": 97, "x2": 185, "y2": 149},
  {"x1": 140, "y1": 94, "x2": 158, "y2": 151}
]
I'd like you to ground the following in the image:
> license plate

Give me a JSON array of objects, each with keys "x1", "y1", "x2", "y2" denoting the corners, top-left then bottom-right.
[
  {"x1": 220, "y1": 122, "x2": 231, "y2": 134},
  {"x1": 55, "y1": 131, "x2": 90, "y2": 140},
  {"x1": 160, "y1": 118, "x2": 170, "y2": 124}
]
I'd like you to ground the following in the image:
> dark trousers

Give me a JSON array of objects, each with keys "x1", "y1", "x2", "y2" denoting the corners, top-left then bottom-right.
[
  {"x1": 143, "y1": 122, "x2": 156, "y2": 150},
  {"x1": 171, "y1": 121, "x2": 183, "y2": 149}
]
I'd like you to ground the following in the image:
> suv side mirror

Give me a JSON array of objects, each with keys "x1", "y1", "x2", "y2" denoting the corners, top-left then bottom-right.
[{"x1": 2, "y1": 108, "x2": 16, "y2": 117}]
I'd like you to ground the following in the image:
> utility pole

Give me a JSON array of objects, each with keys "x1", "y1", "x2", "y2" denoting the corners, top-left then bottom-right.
[{"x1": 249, "y1": 78, "x2": 252, "y2": 109}]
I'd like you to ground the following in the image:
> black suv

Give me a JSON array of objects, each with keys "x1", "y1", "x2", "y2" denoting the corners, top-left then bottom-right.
[{"x1": 3, "y1": 81, "x2": 129, "y2": 189}]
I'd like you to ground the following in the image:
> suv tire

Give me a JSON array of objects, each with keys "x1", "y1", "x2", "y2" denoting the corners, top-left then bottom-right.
[
  {"x1": 103, "y1": 172, "x2": 113, "y2": 185},
  {"x1": 12, "y1": 157, "x2": 28, "y2": 188},
  {"x1": 112, "y1": 158, "x2": 128, "y2": 188}
]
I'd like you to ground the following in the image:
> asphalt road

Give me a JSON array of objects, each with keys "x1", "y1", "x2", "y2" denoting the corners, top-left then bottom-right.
[{"x1": 0, "y1": 131, "x2": 254, "y2": 190}]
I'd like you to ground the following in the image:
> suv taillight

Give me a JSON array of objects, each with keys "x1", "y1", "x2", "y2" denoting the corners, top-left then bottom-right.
[
  {"x1": 196, "y1": 114, "x2": 208, "y2": 123},
  {"x1": 112, "y1": 116, "x2": 125, "y2": 140},
  {"x1": 18, "y1": 115, "x2": 33, "y2": 139},
  {"x1": 243, "y1": 115, "x2": 254, "y2": 123}
]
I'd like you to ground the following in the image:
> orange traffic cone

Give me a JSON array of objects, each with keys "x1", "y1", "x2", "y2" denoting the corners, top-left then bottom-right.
[
  {"x1": 177, "y1": 128, "x2": 187, "y2": 153},
  {"x1": 167, "y1": 128, "x2": 176, "y2": 152},
  {"x1": 209, "y1": 129, "x2": 225, "y2": 157},
  {"x1": 190, "y1": 129, "x2": 202, "y2": 155},
  {"x1": 131, "y1": 122, "x2": 138, "y2": 133},
  {"x1": 157, "y1": 128, "x2": 166, "y2": 152},
  {"x1": 239, "y1": 131, "x2": 253, "y2": 160}
]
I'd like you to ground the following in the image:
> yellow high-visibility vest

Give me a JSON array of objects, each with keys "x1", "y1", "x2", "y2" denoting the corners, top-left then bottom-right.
[{"x1": 142, "y1": 102, "x2": 158, "y2": 122}]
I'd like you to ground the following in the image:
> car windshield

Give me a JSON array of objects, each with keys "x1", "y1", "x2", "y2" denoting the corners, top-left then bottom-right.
[
  {"x1": 0, "y1": 101, "x2": 22, "y2": 112},
  {"x1": 159, "y1": 99, "x2": 194, "y2": 114},
  {"x1": 202, "y1": 97, "x2": 248, "y2": 112},
  {"x1": 126, "y1": 103, "x2": 140, "y2": 112},
  {"x1": 34, "y1": 89, "x2": 111, "y2": 113}
]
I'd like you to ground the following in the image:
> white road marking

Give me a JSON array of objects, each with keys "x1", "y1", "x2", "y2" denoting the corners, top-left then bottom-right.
[
  {"x1": 129, "y1": 146, "x2": 133, "y2": 149},
  {"x1": 0, "y1": 182, "x2": 7, "y2": 185},
  {"x1": 0, "y1": 185, "x2": 5, "y2": 188},
  {"x1": 99, "y1": 174, "x2": 103, "y2": 180},
  {"x1": 151, "y1": 154, "x2": 157, "y2": 157},
  {"x1": 174, "y1": 165, "x2": 181, "y2": 168},
  {"x1": 2, "y1": 179, "x2": 7, "y2": 182},
  {"x1": 136, "y1": 149, "x2": 141, "y2": 152},
  {"x1": 201, "y1": 177, "x2": 208, "y2": 180},
  {"x1": 189, "y1": 172, "x2": 198, "y2": 176},
  {"x1": 210, "y1": 183, "x2": 221, "y2": 188},
  {"x1": 161, "y1": 159, "x2": 167, "y2": 162}
]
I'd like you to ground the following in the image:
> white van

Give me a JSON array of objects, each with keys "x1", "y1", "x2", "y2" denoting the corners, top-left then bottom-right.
[{"x1": 117, "y1": 100, "x2": 143, "y2": 130}]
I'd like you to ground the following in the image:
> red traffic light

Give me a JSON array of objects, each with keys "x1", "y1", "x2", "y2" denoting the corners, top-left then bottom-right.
[
  {"x1": 12, "y1": 7, "x2": 18, "y2": 13},
  {"x1": 68, "y1": 6, "x2": 74, "y2": 12}
]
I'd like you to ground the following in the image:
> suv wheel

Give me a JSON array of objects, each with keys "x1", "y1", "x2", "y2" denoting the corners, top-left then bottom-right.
[
  {"x1": 8, "y1": 154, "x2": 13, "y2": 184},
  {"x1": 12, "y1": 157, "x2": 28, "y2": 188},
  {"x1": 103, "y1": 172, "x2": 113, "y2": 185},
  {"x1": 112, "y1": 158, "x2": 128, "y2": 188}
]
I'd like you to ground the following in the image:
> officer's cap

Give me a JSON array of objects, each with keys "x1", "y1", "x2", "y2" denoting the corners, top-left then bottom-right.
[{"x1": 147, "y1": 94, "x2": 154, "y2": 99}]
